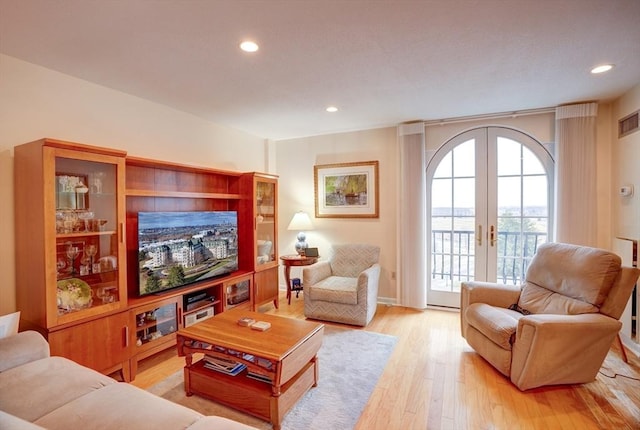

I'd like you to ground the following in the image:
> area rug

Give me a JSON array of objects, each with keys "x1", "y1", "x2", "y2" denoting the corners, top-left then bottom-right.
[{"x1": 147, "y1": 325, "x2": 397, "y2": 429}]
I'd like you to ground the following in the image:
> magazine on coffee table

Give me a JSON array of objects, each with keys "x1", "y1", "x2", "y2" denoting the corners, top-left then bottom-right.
[{"x1": 203, "y1": 354, "x2": 246, "y2": 376}]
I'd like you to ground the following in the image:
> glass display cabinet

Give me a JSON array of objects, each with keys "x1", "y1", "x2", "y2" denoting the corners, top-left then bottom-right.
[
  {"x1": 54, "y1": 157, "x2": 124, "y2": 320},
  {"x1": 255, "y1": 178, "x2": 277, "y2": 266},
  {"x1": 14, "y1": 139, "x2": 129, "y2": 379},
  {"x1": 240, "y1": 172, "x2": 279, "y2": 310}
]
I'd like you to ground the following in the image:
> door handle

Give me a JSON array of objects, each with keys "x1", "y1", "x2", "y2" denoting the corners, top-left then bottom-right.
[{"x1": 490, "y1": 225, "x2": 496, "y2": 247}]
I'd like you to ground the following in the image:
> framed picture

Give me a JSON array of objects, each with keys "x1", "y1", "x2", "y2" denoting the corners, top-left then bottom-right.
[{"x1": 314, "y1": 161, "x2": 379, "y2": 218}]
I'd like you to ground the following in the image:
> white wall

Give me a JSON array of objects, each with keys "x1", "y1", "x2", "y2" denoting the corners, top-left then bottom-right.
[
  {"x1": 0, "y1": 54, "x2": 267, "y2": 315},
  {"x1": 611, "y1": 82, "x2": 640, "y2": 356},
  {"x1": 423, "y1": 114, "x2": 556, "y2": 151},
  {"x1": 275, "y1": 128, "x2": 398, "y2": 300},
  {"x1": 613, "y1": 83, "x2": 640, "y2": 240}
]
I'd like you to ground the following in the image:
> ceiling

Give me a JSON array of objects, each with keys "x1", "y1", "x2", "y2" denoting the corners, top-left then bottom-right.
[{"x1": 1, "y1": 0, "x2": 639, "y2": 141}]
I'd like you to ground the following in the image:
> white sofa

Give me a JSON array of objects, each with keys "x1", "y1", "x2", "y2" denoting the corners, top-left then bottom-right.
[{"x1": 0, "y1": 330, "x2": 256, "y2": 430}]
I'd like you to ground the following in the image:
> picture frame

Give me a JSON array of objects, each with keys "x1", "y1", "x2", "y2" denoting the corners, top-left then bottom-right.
[{"x1": 314, "y1": 161, "x2": 379, "y2": 218}]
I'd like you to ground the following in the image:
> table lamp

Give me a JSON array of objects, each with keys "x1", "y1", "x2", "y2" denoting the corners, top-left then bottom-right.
[{"x1": 287, "y1": 211, "x2": 314, "y2": 255}]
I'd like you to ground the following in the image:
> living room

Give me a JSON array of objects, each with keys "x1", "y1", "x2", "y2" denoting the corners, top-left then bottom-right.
[{"x1": 1, "y1": 1, "x2": 640, "y2": 429}]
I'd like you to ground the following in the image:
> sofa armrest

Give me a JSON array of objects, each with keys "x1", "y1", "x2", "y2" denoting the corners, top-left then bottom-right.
[
  {"x1": 303, "y1": 261, "x2": 332, "y2": 286},
  {"x1": 511, "y1": 313, "x2": 620, "y2": 390},
  {"x1": 0, "y1": 331, "x2": 50, "y2": 372}
]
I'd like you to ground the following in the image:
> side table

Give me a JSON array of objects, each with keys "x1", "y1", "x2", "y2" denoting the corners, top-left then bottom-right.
[{"x1": 280, "y1": 255, "x2": 319, "y2": 305}]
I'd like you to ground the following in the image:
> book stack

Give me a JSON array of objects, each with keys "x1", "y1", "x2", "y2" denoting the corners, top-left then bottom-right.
[{"x1": 202, "y1": 354, "x2": 246, "y2": 376}]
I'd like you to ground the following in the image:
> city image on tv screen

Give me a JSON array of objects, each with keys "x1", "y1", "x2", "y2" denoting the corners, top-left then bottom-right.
[{"x1": 137, "y1": 211, "x2": 238, "y2": 296}]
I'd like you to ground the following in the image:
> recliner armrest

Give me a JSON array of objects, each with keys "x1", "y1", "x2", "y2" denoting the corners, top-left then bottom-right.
[
  {"x1": 0, "y1": 330, "x2": 50, "y2": 372},
  {"x1": 461, "y1": 281, "x2": 522, "y2": 309},
  {"x1": 511, "y1": 313, "x2": 621, "y2": 390}
]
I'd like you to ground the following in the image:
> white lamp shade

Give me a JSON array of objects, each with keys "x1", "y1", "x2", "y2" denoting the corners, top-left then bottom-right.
[{"x1": 287, "y1": 211, "x2": 314, "y2": 231}]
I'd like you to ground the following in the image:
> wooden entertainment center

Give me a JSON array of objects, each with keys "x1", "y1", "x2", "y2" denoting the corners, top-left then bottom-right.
[{"x1": 14, "y1": 138, "x2": 279, "y2": 381}]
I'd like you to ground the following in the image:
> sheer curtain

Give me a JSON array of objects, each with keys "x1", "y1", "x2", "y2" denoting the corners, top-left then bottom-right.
[
  {"x1": 554, "y1": 102, "x2": 598, "y2": 246},
  {"x1": 397, "y1": 123, "x2": 427, "y2": 308}
]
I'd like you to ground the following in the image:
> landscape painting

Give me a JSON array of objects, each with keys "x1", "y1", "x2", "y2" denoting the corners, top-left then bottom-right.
[{"x1": 314, "y1": 161, "x2": 379, "y2": 218}]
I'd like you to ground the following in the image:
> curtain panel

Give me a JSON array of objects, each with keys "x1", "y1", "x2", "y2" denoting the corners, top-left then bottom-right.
[
  {"x1": 397, "y1": 123, "x2": 427, "y2": 308},
  {"x1": 554, "y1": 102, "x2": 598, "y2": 246}
]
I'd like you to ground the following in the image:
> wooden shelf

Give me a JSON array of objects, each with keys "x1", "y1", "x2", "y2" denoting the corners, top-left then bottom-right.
[
  {"x1": 127, "y1": 270, "x2": 253, "y2": 308},
  {"x1": 126, "y1": 156, "x2": 242, "y2": 177},
  {"x1": 56, "y1": 230, "x2": 117, "y2": 239},
  {"x1": 126, "y1": 189, "x2": 240, "y2": 199},
  {"x1": 184, "y1": 299, "x2": 220, "y2": 315}
]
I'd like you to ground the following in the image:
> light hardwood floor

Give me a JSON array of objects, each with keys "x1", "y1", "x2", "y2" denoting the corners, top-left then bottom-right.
[{"x1": 130, "y1": 290, "x2": 640, "y2": 429}]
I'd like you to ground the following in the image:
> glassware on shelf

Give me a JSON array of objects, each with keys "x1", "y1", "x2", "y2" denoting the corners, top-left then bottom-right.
[
  {"x1": 77, "y1": 211, "x2": 95, "y2": 232},
  {"x1": 56, "y1": 257, "x2": 67, "y2": 277},
  {"x1": 62, "y1": 211, "x2": 79, "y2": 234},
  {"x1": 66, "y1": 243, "x2": 80, "y2": 275},
  {"x1": 75, "y1": 181, "x2": 89, "y2": 210},
  {"x1": 85, "y1": 244, "x2": 97, "y2": 273},
  {"x1": 96, "y1": 286, "x2": 116, "y2": 304}
]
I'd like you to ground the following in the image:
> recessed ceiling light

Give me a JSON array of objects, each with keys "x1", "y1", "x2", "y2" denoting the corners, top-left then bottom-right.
[
  {"x1": 591, "y1": 64, "x2": 614, "y2": 74},
  {"x1": 240, "y1": 40, "x2": 259, "y2": 53},
  {"x1": 326, "y1": 106, "x2": 338, "y2": 113}
]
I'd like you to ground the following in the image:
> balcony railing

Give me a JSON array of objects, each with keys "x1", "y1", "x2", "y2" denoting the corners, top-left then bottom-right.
[{"x1": 431, "y1": 230, "x2": 547, "y2": 286}]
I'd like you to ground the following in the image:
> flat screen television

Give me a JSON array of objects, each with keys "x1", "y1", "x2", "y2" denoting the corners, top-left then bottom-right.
[{"x1": 137, "y1": 211, "x2": 238, "y2": 296}]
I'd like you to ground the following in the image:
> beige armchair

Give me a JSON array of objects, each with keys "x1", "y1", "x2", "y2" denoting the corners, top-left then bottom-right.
[
  {"x1": 302, "y1": 244, "x2": 380, "y2": 326},
  {"x1": 461, "y1": 242, "x2": 640, "y2": 391}
]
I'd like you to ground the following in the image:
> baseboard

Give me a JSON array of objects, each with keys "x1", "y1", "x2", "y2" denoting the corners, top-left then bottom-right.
[
  {"x1": 620, "y1": 334, "x2": 640, "y2": 359},
  {"x1": 426, "y1": 304, "x2": 460, "y2": 313}
]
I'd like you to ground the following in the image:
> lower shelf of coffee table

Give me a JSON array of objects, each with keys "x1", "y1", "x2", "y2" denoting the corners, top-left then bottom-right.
[{"x1": 185, "y1": 358, "x2": 316, "y2": 426}]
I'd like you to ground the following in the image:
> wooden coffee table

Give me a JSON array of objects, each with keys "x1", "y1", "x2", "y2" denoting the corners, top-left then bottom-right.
[{"x1": 176, "y1": 307, "x2": 324, "y2": 429}]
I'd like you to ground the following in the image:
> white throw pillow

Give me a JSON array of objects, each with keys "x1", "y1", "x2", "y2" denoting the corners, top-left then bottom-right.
[{"x1": 0, "y1": 311, "x2": 20, "y2": 338}]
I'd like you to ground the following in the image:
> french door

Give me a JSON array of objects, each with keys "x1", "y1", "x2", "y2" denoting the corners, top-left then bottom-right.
[{"x1": 426, "y1": 127, "x2": 554, "y2": 308}]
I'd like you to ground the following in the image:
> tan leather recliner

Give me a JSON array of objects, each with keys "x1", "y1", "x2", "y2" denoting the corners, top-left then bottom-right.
[{"x1": 461, "y1": 242, "x2": 640, "y2": 391}]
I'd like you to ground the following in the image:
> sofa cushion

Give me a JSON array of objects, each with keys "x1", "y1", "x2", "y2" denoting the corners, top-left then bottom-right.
[
  {"x1": 464, "y1": 303, "x2": 523, "y2": 350},
  {"x1": 523, "y1": 242, "x2": 621, "y2": 313},
  {"x1": 308, "y1": 276, "x2": 358, "y2": 305},
  {"x1": 34, "y1": 383, "x2": 201, "y2": 430},
  {"x1": 0, "y1": 411, "x2": 46, "y2": 430},
  {"x1": 0, "y1": 356, "x2": 115, "y2": 422}
]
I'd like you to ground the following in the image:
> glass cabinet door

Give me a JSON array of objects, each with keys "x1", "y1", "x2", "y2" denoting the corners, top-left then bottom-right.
[
  {"x1": 54, "y1": 153, "x2": 124, "y2": 319},
  {"x1": 255, "y1": 178, "x2": 277, "y2": 266},
  {"x1": 225, "y1": 275, "x2": 252, "y2": 309},
  {"x1": 134, "y1": 302, "x2": 178, "y2": 347}
]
